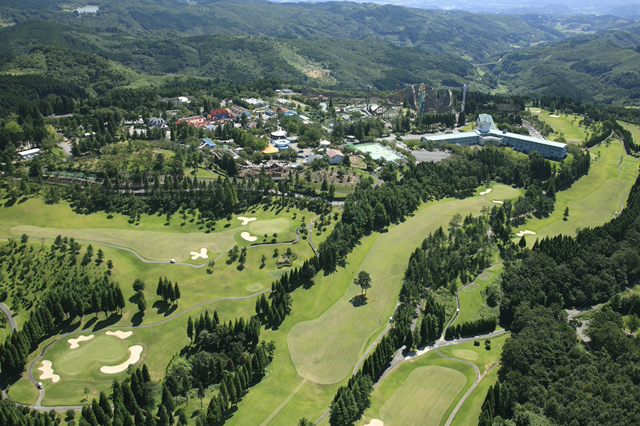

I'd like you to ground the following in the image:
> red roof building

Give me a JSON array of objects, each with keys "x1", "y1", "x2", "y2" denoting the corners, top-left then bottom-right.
[{"x1": 176, "y1": 116, "x2": 209, "y2": 127}]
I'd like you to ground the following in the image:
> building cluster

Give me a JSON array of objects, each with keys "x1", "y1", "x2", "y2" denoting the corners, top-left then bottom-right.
[{"x1": 421, "y1": 114, "x2": 568, "y2": 160}]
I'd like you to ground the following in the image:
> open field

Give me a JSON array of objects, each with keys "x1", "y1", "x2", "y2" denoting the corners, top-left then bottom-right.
[
  {"x1": 527, "y1": 108, "x2": 588, "y2": 143},
  {"x1": 515, "y1": 140, "x2": 639, "y2": 246},
  {"x1": 288, "y1": 184, "x2": 522, "y2": 385},
  {"x1": 363, "y1": 351, "x2": 476, "y2": 426},
  {"x1": 453, "y1": 264, "x2": 503, "y2": 327}
]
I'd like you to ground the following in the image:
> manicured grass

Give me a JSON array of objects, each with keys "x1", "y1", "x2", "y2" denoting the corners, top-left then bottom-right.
[
  {"x1": 527, "y1": 108, "x2": 588, "y2": 143},
  {"x1": 621, "y1": 121, "x2": 640, "y2": 147},
  {"x1": 439, "y1": 333, "x2": 509, "y2": 374},
  {"x1": 378, "y1": 365, "x2": 467, "y2": 426},
  {"x1": 515, "y1": 141, "x2": 640, "y2": 246},
  {"x1": 453, "y1": 264, "x2": 503, "y2": 327},
  {"x1": 53, "y1": 335, "x2": 129, "y2": 378},
  {"x1": 449, "y1": 367, "x2": 499, "y2": 426},
  {"x1": 0, "y1": 198, "x2": 313, "y2": 261},
  {"x1": 362, "y1": 350, "x2": 475, "y2": 426},
  {"x1": 287, "y1": 184, "x2": 522, "y2": 386}
]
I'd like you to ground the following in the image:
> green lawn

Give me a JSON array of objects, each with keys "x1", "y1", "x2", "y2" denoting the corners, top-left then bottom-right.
[
  {"x1": 379, "y1": 365, "x2": 467, "y2": 426},
  {"x1": 362, "y1": 350, "x2": 476, "y2": 426},
  {"x1": 527, "y1": 108, "x2": 588, "y2": 143},
  {"x1": 449, "y1": 367, "x2": 499, "y2": 426},
  {"x1": 287, "y1": 184, "x2": 522, "y2": 386},
  {"x1": 0, "y1": 200, "x2": 309, "y2": 262},
  {"x1": 439, "y1": 333, "x2": 509, "y2": 374},
  {"x1": 453, "y1": 264, "x2": 503, "y2": 327},
  {"x1": 620, "y1": 121, "x2": 640, "y2": 147},
  {"x1": 515, "y1": 140, "x2": 639, "y2": 246}
]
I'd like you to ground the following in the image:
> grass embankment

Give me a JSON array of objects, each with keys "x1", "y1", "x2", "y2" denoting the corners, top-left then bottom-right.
[
  {"x1": 527, "y1": 108, "x2": 588, "y2": 143},
  {"x1": 515, "y1": 140, "x2": 640, "y2": 246},
  {"x1": 453, "y1": 263, "x2": 504, "y2": 327}
]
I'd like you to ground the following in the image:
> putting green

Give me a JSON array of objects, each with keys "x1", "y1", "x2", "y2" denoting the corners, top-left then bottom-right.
[
  {"x1": 452, "y1": 349, "x2": 480, "y2": 360},
  {"x1": 379, "y1": 366, "x2": 467, "y2": 426},
  {"x1": 246, "y1": 283, "x2": 264, "y2": 292},
  {"x1": 54, "y1": 335, "x2": 128, "y2": 378},
  {"x1": 248, "y1": 218, "x2": 291, "y2": 235},
  {"x1": 288, "y1": 184, "x2": 523, "y2": 385}
]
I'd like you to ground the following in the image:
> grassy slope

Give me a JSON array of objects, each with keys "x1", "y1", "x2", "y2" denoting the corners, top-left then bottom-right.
[
  {"x1": 527, "y1": 108, "x2": 588, "y2": 143},
  {"x1": 515, "y1": 140, "x2": 639, "y2": 246},
  {"x1": 453, "y1": 263, "x2": 504, "y2": 327}
]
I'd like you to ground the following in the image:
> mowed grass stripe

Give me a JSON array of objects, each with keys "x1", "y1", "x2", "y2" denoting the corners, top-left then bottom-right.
[
  {"x1": 379, "y1": 366, "x2": 467, "y2": 426},
  {"x1": 288, "y1": 184, "x2": 523, "y2": 385}
]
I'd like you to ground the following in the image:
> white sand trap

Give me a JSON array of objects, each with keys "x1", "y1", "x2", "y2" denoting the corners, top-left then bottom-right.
[
  {"x1": 106, "y1": 330, "x2": 133, "y2": 340},
  {"x1": 479, "y1": 188, "x2": 492, "y2": 195},
  {"x1": 549, "y1": 114, "x2": 560, "y2": 117},
  {"x1": 100, "y1": 345, "x2": 143, "y2": 374},
  {"x1": 364, "y1": 420, "x2": 384, "y2": 426},
  {"x1": 38, "y1": 360, "x2": 60, "y2": 383},
  {"x1": 241, "y1": 231, "x2": 257, "y2": 242},
  {"x1": 237, "y1": 216, "x2": 257, "y2": 226},
  {"x1": 516, "y1": 230, "x2": 537, "y2": 237},
  {"x1": 492, "y1": 200, "x2": 504, "y2": 204},
  {"x1": 190, "y1": 247, "x2": 208, "y2": 260},
  {"x1": 68, "y1": 334, "x2": 94, "y2": 349},
  {"x1": 529, "y1": 109, "x2": 541, "y2": 113}
]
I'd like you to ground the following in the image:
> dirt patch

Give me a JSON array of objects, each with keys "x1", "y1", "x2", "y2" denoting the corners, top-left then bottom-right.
[
  {"x1": 106, "y1": 330, "x2": 133, "y2": 340},
  {"x1": 38, "y1": 360, "x2": 60, "y2": 383},
  {"x1": 237, "y1": 216, "x2": 257, "y2": 226},
  {"x1": 100, "y1": 345, "x2": 143, "y2": 374},
  {"x1": 68, "y1": 335, "x2": 94, "y2": 349},
  {"x1": 241, "y1": 231, "x2": 257, "y2": 242}
]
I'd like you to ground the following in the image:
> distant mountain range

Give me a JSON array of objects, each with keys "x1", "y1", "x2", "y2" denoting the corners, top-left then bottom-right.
[{"x1": 0, "y1": 0, "x2": 639, "y2": 103}]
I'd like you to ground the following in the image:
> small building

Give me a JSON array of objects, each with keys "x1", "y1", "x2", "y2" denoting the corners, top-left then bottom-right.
[
  {"x1": 148, "y1": 117, "x2": 167, "y2": 128},
  {"x1": 273, "y1": 139, "x2": 291, "y2": 149},
  {"x1": 176, "y1": 116, "x2": 209, "y2": 127},
  {"x1": 271, "y1": 130, "x2": 287, "y2": 140},
  {"x1": 201, "y1": 138, "x2": 216, "y2": 148},
  {"x1": 18, "y1": 148, "x2": 41, "y2": 160},
  {"x1": 327, "y1": 149, "x2": 345, "y2": 165},
  {"x1": 207, "y1": 108, "x2": 233, "y2": 121}
]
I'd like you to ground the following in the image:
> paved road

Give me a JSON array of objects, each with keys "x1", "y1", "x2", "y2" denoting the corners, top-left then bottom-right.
[{"x1": 0, "y1": 303, "x2": 17, "y2": 332}]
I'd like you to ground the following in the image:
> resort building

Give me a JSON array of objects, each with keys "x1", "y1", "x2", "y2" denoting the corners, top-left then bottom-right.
[{"x1": 421, "y1": 114, "x2": 567, "y2": 160}]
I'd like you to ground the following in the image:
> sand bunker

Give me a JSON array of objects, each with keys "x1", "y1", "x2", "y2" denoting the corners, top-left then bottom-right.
[
  {"x1": 100, "y1": 345, "x2": 143, "y2": 374},
  {"x1": 106, "y1": 330, "x2": 133, "y2": 340},
  {"x1": 364, "y1": 420, "x2": 384, "y2": 426},
  {"x1": 190, "y1": 247, "x2": 208, "y2": 260},
  {"x1": 479, "y1": 188, "x2": 492, "y2": 196},
  {"x1": 241, "y1": 231, "x2": 257, "y2": 242},
  {"x1": 492, "y1": 200, "x2": 504, "y2": 204},
  {"x1": 68, "y1": 335, "x2": 94, "y2": 349},
  {"x1": 549, "y1": 114, "x2": 560, "y2": 118},
  {"x1": 238, "y1": 216, "x2": 257, "y2": 226},
  {"x1": 38, "y1": 360, "x2": 60, "y2": 383},
  {"x1": 516, "y1": 230, "x2": 537, "y2": 237}
]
